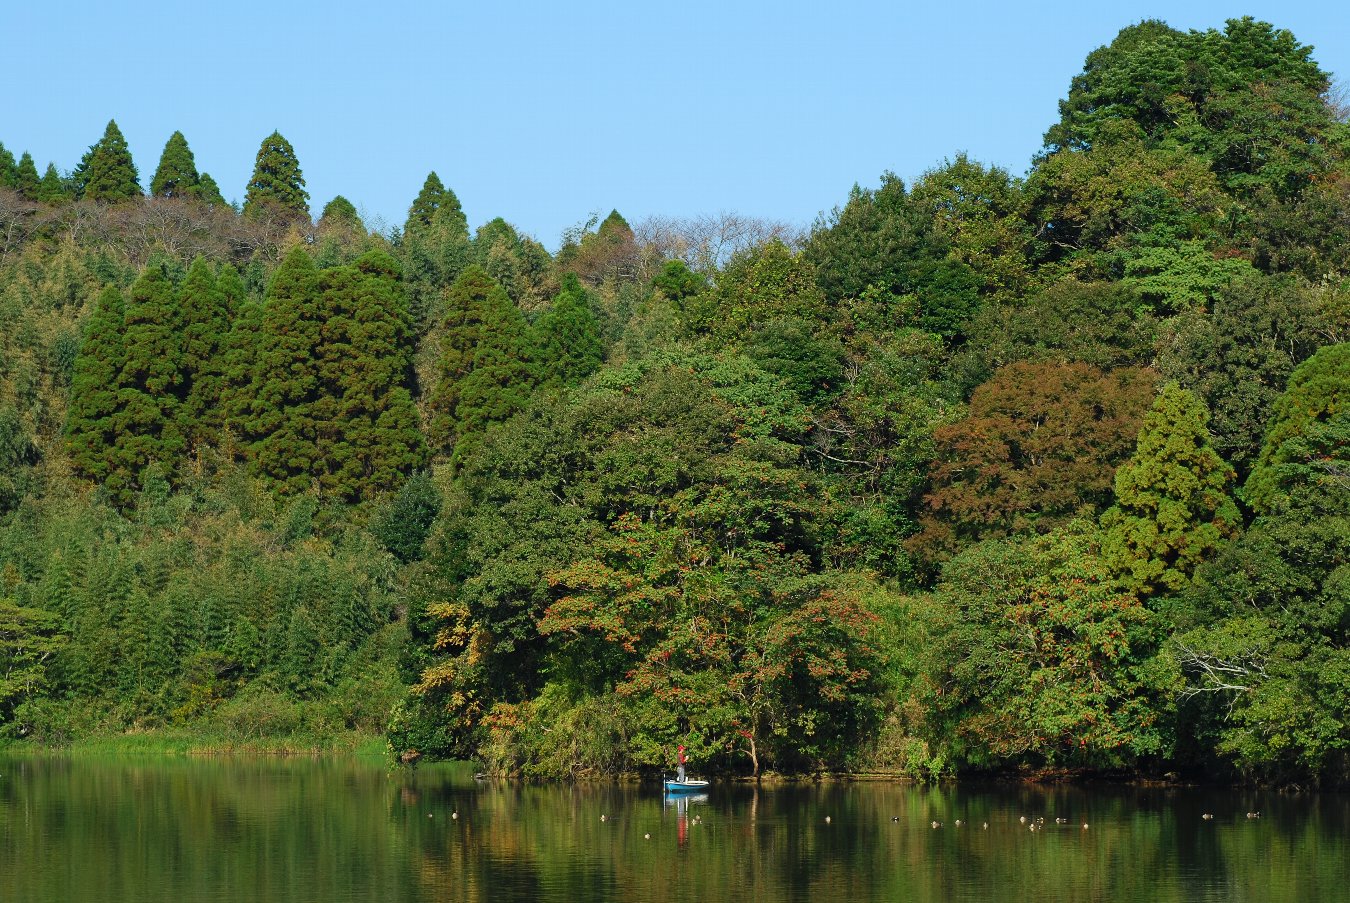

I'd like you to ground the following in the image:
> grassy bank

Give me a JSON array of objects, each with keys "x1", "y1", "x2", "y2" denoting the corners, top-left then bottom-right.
[{"x1": 0, "y1": 730, "x2": 392, "y2": 763}]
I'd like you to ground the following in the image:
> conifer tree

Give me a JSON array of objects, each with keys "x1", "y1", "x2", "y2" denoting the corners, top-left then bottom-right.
[
  {"x1": 0, "y1": 142, "x2": 16, "y2": 188},
  {"x1": 66, "y1": 286, "x2": 127, "y2": 485},
  {"x1": 177, "y1": 258, "x2": 230, "y2": 450},
  {"x1": 404, "y1": 171, "x2": 448, "y2": 235},
  {"x1": 1243, "y1": 342, "x2": 1350, "y2": 515},
  {"x1": 216, "y1": 263, "x2": 247, "y2": 317},
  {"x1": 14, "y1": 152, "x2": 39, "y2": 199},
  {"x1": 194, "y1": 172, "x2": 226, "y2": 207},
  {"x1": 245, "y1": 246, "x2": 324, "y2": 490},
  {"x1": 534, "y1": 273, "x2": 603, "y2": 387},
  {"x1": 427, "y1": 265, "x2": 536, "y2": 456},
  {"x1": 312, "y1": 251, "x2": 426, "y2": 497},
  {"x1": 149, "y1": 131, "x2": 200, "y2": 198},
  {"x1": 319, "y1": 195, "x2": 362, "y2": 231},
  {"x1": 37, "y1": 163, "x2": 69, "y2": 203},
  {"x1": 1100, "y1": 384, "x2": 1241, "y2": 596},
  {"x1": 242, "y1": 131, "x2": 309, "y2": 220},
  {"x1": 220, "y1": 295, "x2": 265, "y2": 449},
  {"x1": 78, "y1": 120, "x2": 141, "y2": 202}
]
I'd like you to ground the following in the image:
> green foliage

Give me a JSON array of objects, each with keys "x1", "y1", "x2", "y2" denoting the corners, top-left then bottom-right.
[
  {"x1": 804, "y1": 174, "x2": 983, "y2": 340},
  {"x1": 65, "y1": 287, "x2": 127, "y2": 489},
  {"x1": 371, "y1": 472, "x2": 442, "y2": 563},
  {"x1": 1244, "y1": 343, "x2": 1350, "y2": 515},
  {"x1": 427, "y1": 265, "x2": 537, "y2": 459},
  {"x1": 14, "y1": 152, "x2": 40, "y2": 199},
  {"x1": 75, "y1": 120, "x2": 141, "y2": 203},
  {"x1": 242, "y1": 131, "x2": 309, "y2": 221},
  {"x1": 37, "y1": 164, "x2": 70, "y2": 203},
  {"x1": 0, "y1": 141, "x2": 16, "y2": 188},
  {"x1": 149, "y1": 131, "x2": 200, "y2": 199},
  {"x1": 1175, "y1": 409, "x2": 1349, "y2": 780},
  {"x1": 177, "y1": 257, "x2": 230, "y2": 450},
  {"x1": 924, "y1": 525, "x2": 1172, "y2": 767},
  {"x1": 1045, "y1": 18, "x2": 1344, "y2": 200},
  {"x1": 533, "y1": 273, "x2": 603, "y2": 387},
  {"x1": 244, "y1": 247, "x2": 425, "y2": 498},
  {"x1": 0, "y1": 598, "x2": 65, "y2": 730},
  {"x1": 1100, "y1": 385, "x2": 1240, "y2": 596},
  {"x1": 319, "y1": 195, "x2": 362, "y2": 231},
  {"x1": 1157, "y1": 274, "x2": 1327, "y2": 474}
]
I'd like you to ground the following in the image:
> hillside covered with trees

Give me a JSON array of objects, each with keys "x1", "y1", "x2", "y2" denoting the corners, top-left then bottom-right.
[{"x1": 1, "y1": 17, "x2": 1347, "y2": 786}]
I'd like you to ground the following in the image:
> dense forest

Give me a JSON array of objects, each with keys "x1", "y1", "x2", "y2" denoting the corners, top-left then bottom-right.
[{"x1": 1, "y1": 17, "x2": 1347, "y2": 786}]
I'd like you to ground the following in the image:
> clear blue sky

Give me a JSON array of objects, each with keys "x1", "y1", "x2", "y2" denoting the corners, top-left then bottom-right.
[{"x1": 7, "y1": 1, "x2": 1348, "y2": 247}]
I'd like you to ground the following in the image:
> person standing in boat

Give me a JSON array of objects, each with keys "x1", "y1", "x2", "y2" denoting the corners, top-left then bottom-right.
[{"x1": 677, "y1": 745, "x2": 687, "y2": 782}]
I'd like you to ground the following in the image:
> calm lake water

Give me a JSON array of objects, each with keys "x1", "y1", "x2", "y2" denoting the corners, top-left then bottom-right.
[{"x1": 1, "y1": 754, "x2": 1346, "y2": 902}]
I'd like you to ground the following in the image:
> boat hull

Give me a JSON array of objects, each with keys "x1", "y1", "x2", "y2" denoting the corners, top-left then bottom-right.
[{"x1": 663, "y1": 779, "x2": 710, "y2": 793}]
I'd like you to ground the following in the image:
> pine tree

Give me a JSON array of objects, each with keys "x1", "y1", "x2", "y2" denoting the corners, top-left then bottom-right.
[
  {"x1": 1100, "y1": 384, "x2": 1241, "y2": 596},
  {"x1": 177, "y1": 258, "x2": 230, "y2": 450},
  {"x1": 534, "y1": 273, "x2": 603, "y2": 387},
  {"x1": 242, "y1": 131, "x2": 309, "y2": 220},
  {"x1": 37, "y1": 163, "x2": 69, "y2": 203},
  {"x1": 78, "y1": 120, "x2": 141, "y2": 202},
  {"x1": 149, "y1": 131, "x2": 200, "y2": 198},
  {"x1": 427, "y1": 265, "x2": 537, "y2": 457},
  {"x1": 14, "y1": 152, "x2": 39, "y2": 199},
  {"x1": 66, "y1": 286, "x2": 127, "y2": 485}
]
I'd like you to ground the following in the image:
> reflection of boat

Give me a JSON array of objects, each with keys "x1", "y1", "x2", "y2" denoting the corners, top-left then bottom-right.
[
  {"x1": 663, "y1": 779, "x2": 710, "y2": 793},
  {"x1": 663, "y1": 792, "x2": 710, "y2": 809}
]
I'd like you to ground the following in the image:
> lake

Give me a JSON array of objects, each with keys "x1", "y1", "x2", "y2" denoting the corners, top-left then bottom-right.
[{"x1": 1, "y1": 755, "x2": 1345, "y2": 902}]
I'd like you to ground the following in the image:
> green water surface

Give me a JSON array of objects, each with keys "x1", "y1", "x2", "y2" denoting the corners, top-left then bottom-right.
[{"x1": 1, "y1": 755, "x2": 1345, "y2": 902}]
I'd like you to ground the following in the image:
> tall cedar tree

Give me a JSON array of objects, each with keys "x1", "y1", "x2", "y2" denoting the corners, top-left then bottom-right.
[
  {"x1": 401, "y1": 175, "x2": 471, "y2": 326},
  {"x1": 149, "y1": 131, "x2": 200, "y2": 198},
  {"x1": 242, "y1": 131, "x2": 309, "y2": 220},
  {"x1": 427, "y1": 265, "x2": 536, "y2": 457},
  {"x1": 14, "y1": 152, "x2": 39, "y2": 199},
  {"x1": 177, "y1": 258, "x2": 230, "y2": 450},
  {"x1": 78, "y1": 120, "x2": 140, "y2": 202},
  {"x1": 65, "y1": 286, "x2": 127, "y2": 485},
  {"x1": 533, "y1": 273, "x2": 603, "y2": 387},
  {"x1": 1100, "y1": 384, "x2": 1240, "y2": 596},
  {"x1": 114, "y1": 263, "x2": 188, "y2": 498},
  {"x1": 310, "y1": 251, "x2": 426, "y2": 498},
  {"x1": 404, "y1": 172, "x2": 449, "y2": 235},
  {"x1": 244, "y1": 246, "x2": 323, "y2": 490},
  {"x1": 220, "y1": 294, "x2": 266, "y2": 450},
  {"x1": 242, "y1": 248, "x2": 424, "y2": 497}
]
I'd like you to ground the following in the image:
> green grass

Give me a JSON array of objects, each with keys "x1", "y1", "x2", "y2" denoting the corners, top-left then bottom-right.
[{"x1": 2, "y1": 728, "x2": 392, "y2": 761}]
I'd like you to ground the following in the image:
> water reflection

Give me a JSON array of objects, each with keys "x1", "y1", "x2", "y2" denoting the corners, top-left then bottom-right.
[{"x1": 1, "y1": 755, "x2": 1346, "y2": 903}]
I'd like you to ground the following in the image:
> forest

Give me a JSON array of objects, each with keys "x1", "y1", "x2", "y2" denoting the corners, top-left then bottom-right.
[{"x1": 0, "y1": 17, "x2": 1346, "y2": 787}]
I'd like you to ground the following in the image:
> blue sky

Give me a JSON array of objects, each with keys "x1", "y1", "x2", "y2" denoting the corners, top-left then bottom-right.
[{"x1": 6, "y1": 1, "x2": 1348, "y2": 247}]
